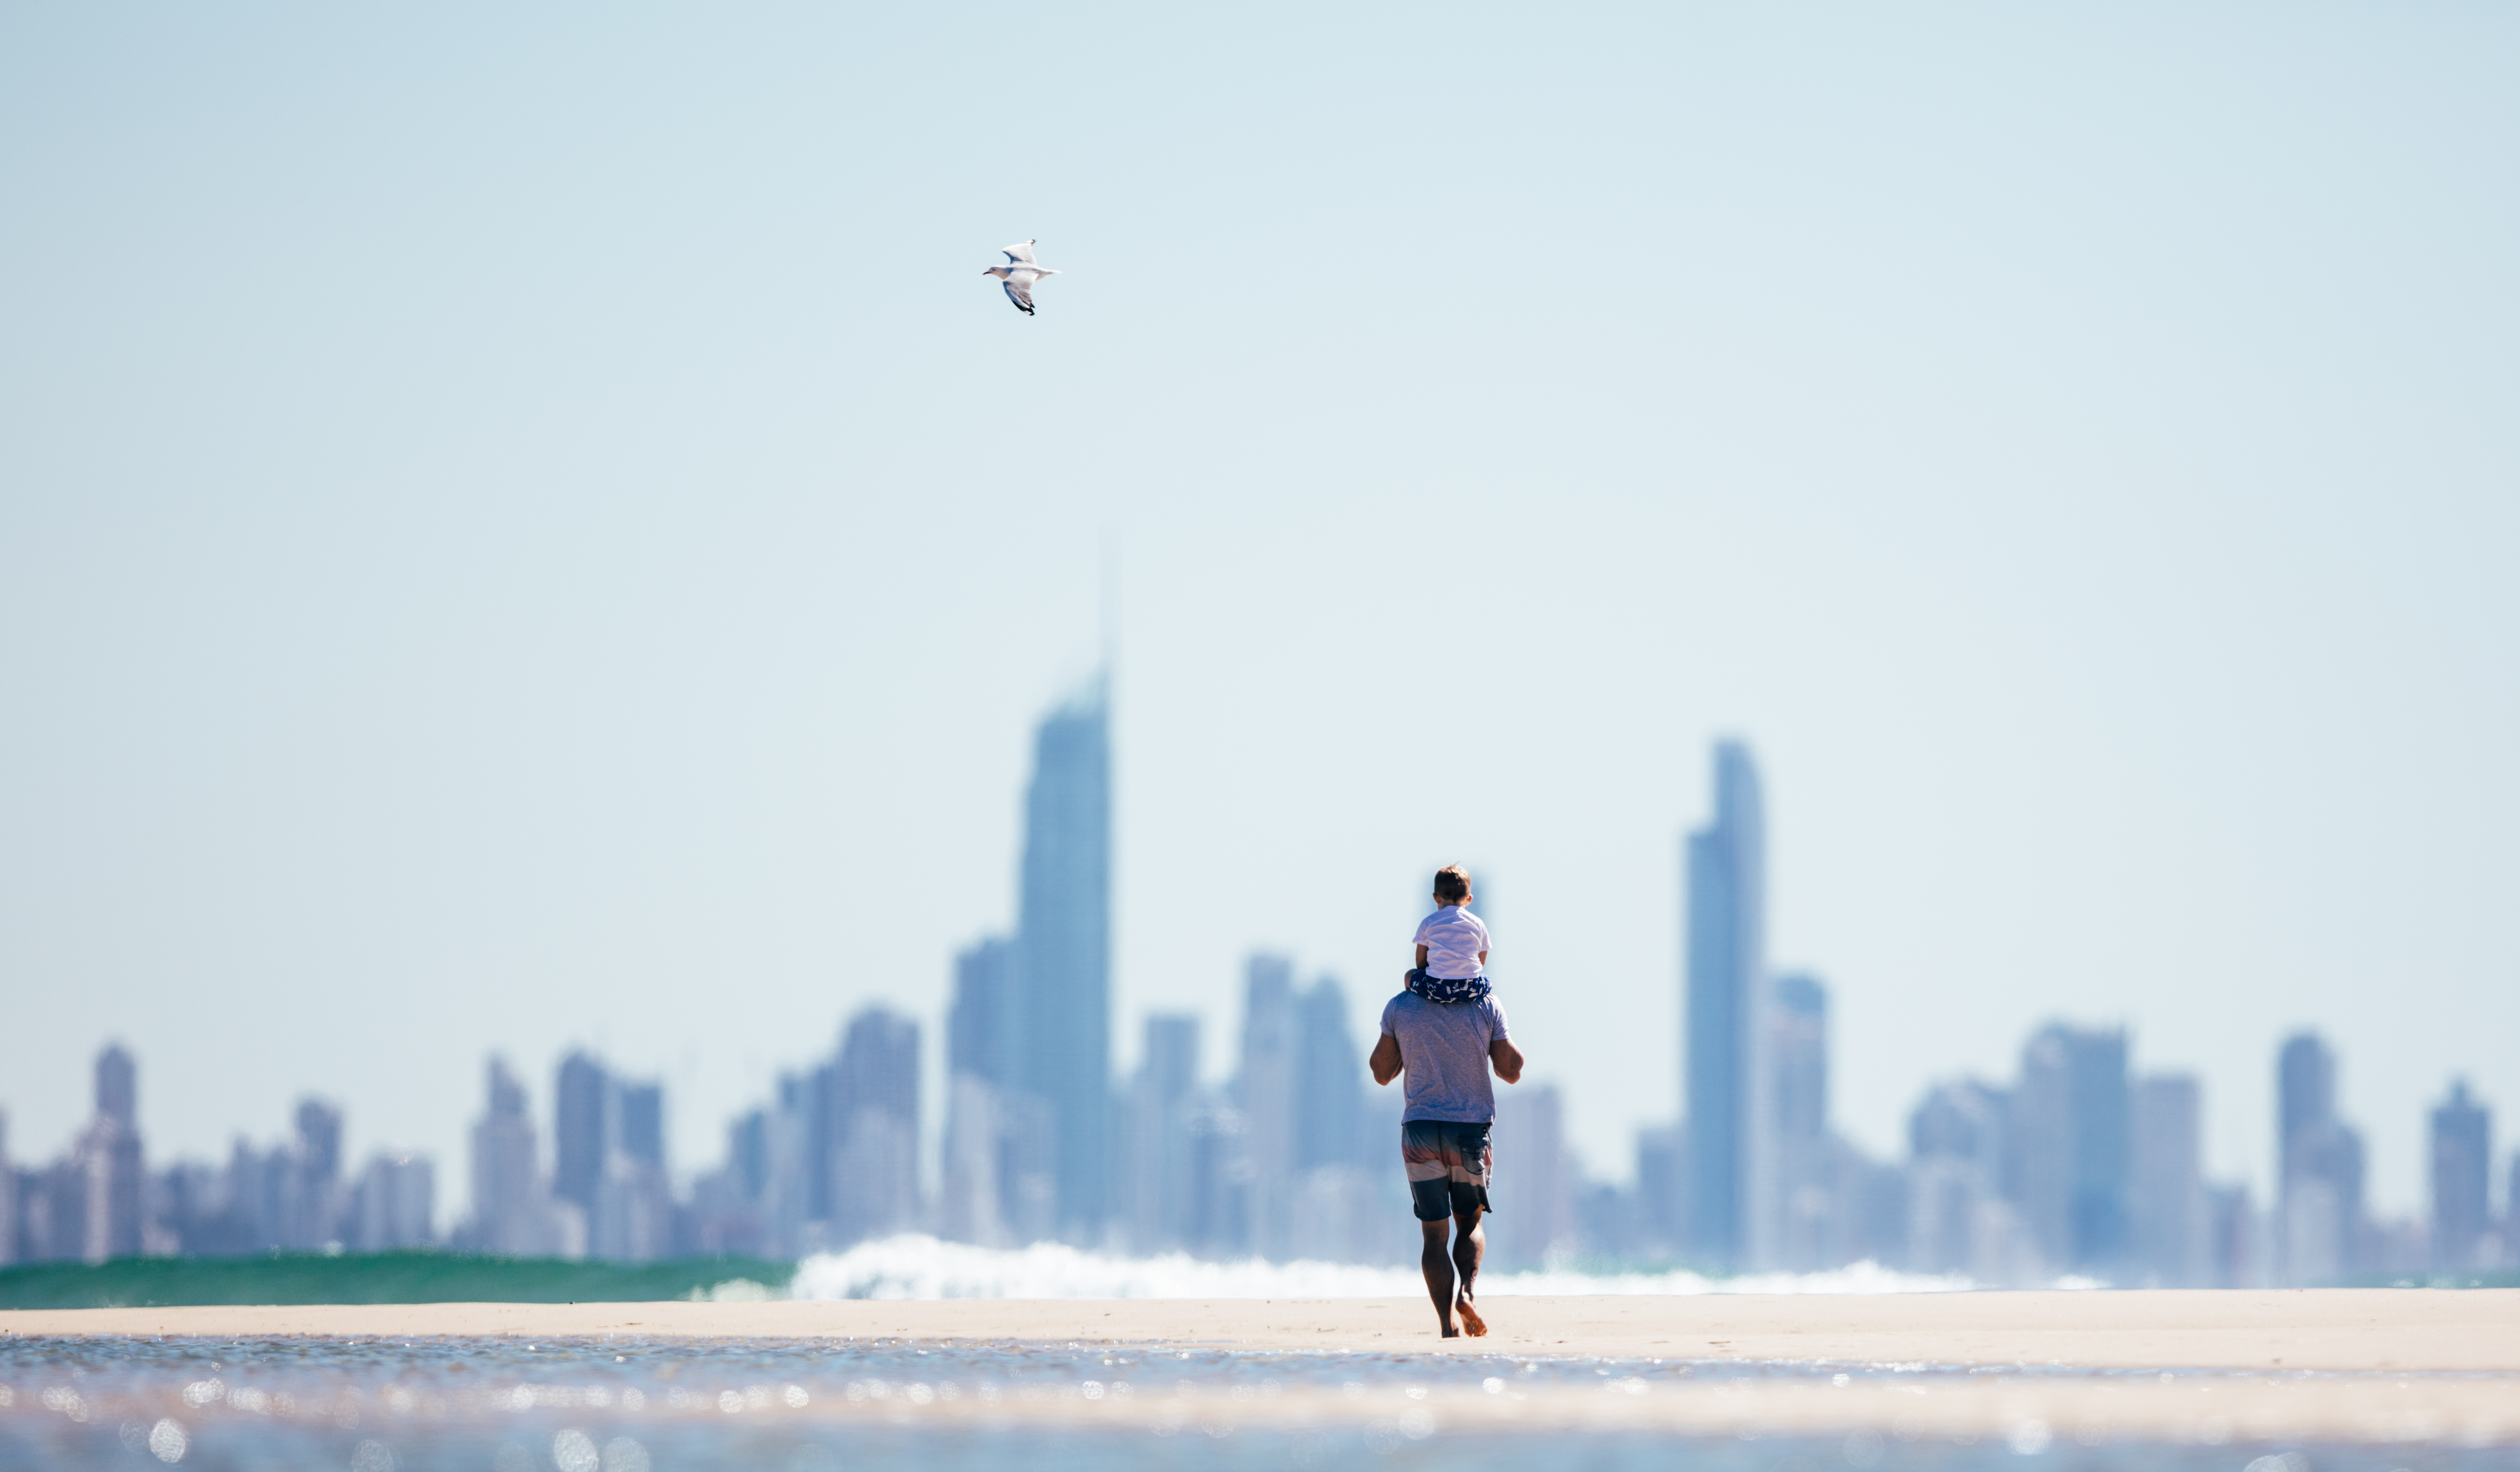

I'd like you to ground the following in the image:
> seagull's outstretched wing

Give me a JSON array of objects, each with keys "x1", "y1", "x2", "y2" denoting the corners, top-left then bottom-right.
[
  {"x1": 1002, "y1": 269, "x2": 1038, "y2": 315},
  {"x1": 1002, "y1": 240, "x2": 1037, "y2": 266}
]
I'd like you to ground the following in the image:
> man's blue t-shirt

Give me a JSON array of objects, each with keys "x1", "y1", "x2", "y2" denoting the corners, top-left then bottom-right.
[{"x1": 1380, "y1": 991, "x2": 1512, "y2": 1123}]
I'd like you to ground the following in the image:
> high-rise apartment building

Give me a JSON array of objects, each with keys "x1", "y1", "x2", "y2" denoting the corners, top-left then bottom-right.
[
  {"x1": 1014, "y1": 678, "x2": 1112, "y2": 1238},
  {"x1": 1237, "y1": 954, "x2": 1300, "y2": 1257},
  {"x1": 830, "y1": 1007, "x2": 921, "y2": 1246},
  {"x1": 285, "y1": 1098, "x2": 347, "y2": 1248},
  {"x1": 1769, "y1": 975, "x2": 1827, "y2": 1145},
  {"x1": 2429, "y1": 1079, "x2": 2492, "y2": 1272},
  {"x1": 1766, "y1": 973, "x2": 1831, "y2": 1267},
  {"x1": 2277, "y1": 1032, "x2": 2365, "y2": 1284},
  {"x1": 1631, "y1": 1125, "x2": 1688, "y2": 1261},
  {"x1": 2015, "y1": 1023, "x2": 2130, "y2": 1276},
  {"x1": 81, "y1": 1045, "x2": 145, "y2": 1263},
  {"x1": 544, "y1": 1050, "x2": 673, "y2": 1260},
  {"x1": 948, "y1": 937, "x2": 1019, "y2": 1091},
  {"x1": 2129, "y1": 1074, "x2": 2204, "y2": 1285},
  {"x1": 597, "y1": 1076, "x2": 673, "y2": 1263},
  {"x1": 96, "y1": 1047, "x2": 135, "y2": 1128},
  {"x1": 2205, "y1": 1182, "x2": 2257, "y2": 1288},
  {"x1": 618, "y1": 1084, "x2": 664, "y2": 1171},
  {"x1": 1905, "y1": 1079, "x2": 2019, "y2": 1280},
  {"x1": 349, "y1": 1153, "x2": 435, "y2": 1249},
  {"x1": 943, "y1": 940, "x2": 1010, "y2": 1247},
  {"x1": 1492, "y1": 1083, "x2": 1575, "y2": 1271},
  {"x1": 1294, "y1": 977, "x2": 1363, "y2": 1174},
  {"x1": 942, "y1": 934, "x2": 1055, "y2": 1247},
  {"x1": 553, "y1": 1051, "x2": 610, "y2": 1225},
  {"x1": 1683, "y1": 740, "x2": 1765, "y2": 1269},
  {"x1": 1119, "y1": 1013, "x2": 1203, "y2": 1252},
  {"x1": 466, "y1": 1056, "x2": 567, "y2": 1256}
]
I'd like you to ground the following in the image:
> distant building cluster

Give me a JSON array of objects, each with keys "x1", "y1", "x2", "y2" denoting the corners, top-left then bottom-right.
[
  {"x1": 4, "y1": 704, "x2": 2513, "y2": 1283},
  {"x1": 1559, "y1": 742, "x2": 2514, "y2": 1286},
  {"x1": 1, "y1": 1048, "x2": 431, "y2": 1265}
]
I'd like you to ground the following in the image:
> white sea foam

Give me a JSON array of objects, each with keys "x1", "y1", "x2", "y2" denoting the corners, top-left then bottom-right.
[{"x1": 784, "y1": 1235, "x2": 1974, "y2": 1301}]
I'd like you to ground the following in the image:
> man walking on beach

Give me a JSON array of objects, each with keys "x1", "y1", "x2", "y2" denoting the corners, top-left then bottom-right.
[{"x1": 1370, "y1": 865, "x2": 1524, "y2": 1338}]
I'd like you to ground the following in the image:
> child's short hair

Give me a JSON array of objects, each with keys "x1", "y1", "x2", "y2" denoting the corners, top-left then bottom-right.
[{"x1": 1433, "y1": 865, "x2": 1471, "y2": 902}]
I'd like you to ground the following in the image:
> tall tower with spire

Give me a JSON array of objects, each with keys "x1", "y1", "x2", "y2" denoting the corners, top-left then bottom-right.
[
  {"x1": 1683, "y1": 741, "x2": 1766, "y2": 1270},
  {"x1": 1015, "y1": 675, "x2": 1112, "y2": 1237}
]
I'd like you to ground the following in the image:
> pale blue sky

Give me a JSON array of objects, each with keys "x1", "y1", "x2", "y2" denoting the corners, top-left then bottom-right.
[{"x1": 3, "y1": 3, "x2": 2514, "y2": 1223}]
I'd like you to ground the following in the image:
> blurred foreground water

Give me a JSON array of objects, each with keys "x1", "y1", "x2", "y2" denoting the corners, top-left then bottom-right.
[{"x1": 3, "y1": 1335, "x2": 2512, "y2": 1472}]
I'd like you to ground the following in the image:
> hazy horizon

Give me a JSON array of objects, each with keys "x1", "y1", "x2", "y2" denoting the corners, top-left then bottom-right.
[{"x1": 3, "y1": 2, "x2": 2515, "y2": 1225}]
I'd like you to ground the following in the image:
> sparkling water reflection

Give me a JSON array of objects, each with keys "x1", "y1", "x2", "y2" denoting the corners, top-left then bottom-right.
[{"x1": 0, "y1": 1336, "x2": 2509, "y2": 1471}]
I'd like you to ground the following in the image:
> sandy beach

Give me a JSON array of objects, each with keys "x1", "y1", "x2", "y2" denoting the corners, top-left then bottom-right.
[
  {"x1": 8, "y1": 1292, "x2": 2517, "y2": 1448},
  {"x1": 5, "y1": 1289, "x2": 2514, "y2": 1371}
]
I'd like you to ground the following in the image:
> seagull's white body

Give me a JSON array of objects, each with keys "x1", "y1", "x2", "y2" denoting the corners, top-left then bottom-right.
[{"x1": 983, "y1": 239, "x2": 1060, "y2": 315}]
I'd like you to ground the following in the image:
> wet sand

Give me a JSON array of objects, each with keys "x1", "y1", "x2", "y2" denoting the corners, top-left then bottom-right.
[{"x1": 4, "y1": 1289, "x2": 2515, "y2": 1371}]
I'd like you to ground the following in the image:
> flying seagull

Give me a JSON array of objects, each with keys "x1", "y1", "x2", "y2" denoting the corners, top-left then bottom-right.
[{"x1": 983, "y1": 240, "x2": 1059, "y2": 315}]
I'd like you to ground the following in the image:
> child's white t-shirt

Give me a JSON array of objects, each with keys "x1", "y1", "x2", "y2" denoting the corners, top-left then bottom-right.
[{"x1": 1413, "y1": 904, "x2": 1491, "y2": 981}]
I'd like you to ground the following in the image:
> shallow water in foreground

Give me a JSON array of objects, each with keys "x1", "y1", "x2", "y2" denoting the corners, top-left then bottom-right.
[{"x1": 1, "y1": 1336, "x2": 2508, "y2": 1471}]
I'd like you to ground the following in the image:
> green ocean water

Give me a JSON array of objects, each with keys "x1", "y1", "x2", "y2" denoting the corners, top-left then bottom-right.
[{"x1": 0, "y1": 1251, "x2": 794, "y2": 1310}]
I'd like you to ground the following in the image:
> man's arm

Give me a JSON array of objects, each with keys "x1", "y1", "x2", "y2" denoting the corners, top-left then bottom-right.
[
  {"x1": 1489, "y1": 1037, "x2": 1524, "y2": 1084},
  {"x1": 1370, "y1": 1033, "x2": 1404, "y2": 1086}
]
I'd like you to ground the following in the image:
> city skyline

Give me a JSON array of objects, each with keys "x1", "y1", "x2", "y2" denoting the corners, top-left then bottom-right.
[
  {"x1": 2, "y1": 684, "x2": 2509, "y2": 1232},
  {"x1": 5, "y1": 701, "x2": 2508, "y2": 1284},
  {"x1": 9, "y1": 947, "x2": 2502, "y2": 1287}
]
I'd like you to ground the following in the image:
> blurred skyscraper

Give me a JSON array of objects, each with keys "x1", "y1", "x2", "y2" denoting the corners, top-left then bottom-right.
[
  {"x1": 1295, "y1": 976, "x2": 1364, "y2": 1176},
  {"x1": 463, "y1": 1056, "x2": 574, "y2": 1256},
  {"x1": 2277, "y1": 1032, "x2": 2366, "y2": 1284},
  {"x1": 1683, "y1": 740, "x2": 1765, "y2": 1270},
  {"x1": 683, "y1": 1107, "x2": 769, "y2": 1256},
  {"x1": 1118, "y1": 1013, "x2": 1203, "y2": 1252},
  {"x1": 1905, "y1": 1079, "x2": 2020, "y2": 1280},
  {"x1": 6, "y1": 1046, "x2": 152, "y2": 1264},
  {"x1": 1629, "y1": 1125, "x2": 1688, "y2": 1261},
  {"x1": 545, "y1": 1051, "x2": 673, "y2": 1261},
  {"x1": 1492, "y1": 1083, "x2": 1576, "y2": 1270},
  {"x1": 348, "y1": 1153, "x2": 435, "y2": 1249},
  {"x1": 2205, "y1": 1182, "x2": 2259, "y2": 1289},
  {"x1": 553, "y1": 1051, "x2": 608, "y2": 1227},
  {"x1": 1767, "y1": 972, "x2": 1832, "y2": 1268},
  {"x1": 941, "y1": 935, "x2": 1053, "y2": 1246},
  {"x1": 2129, "y1": 1074, "x2": 2205, "y2": 1285},
  {"x1": 1013, "y1": 677, "x2": 1112, "y2": 1239},
  {"x1": 1287, "y1": 970, "x2": 1377, "y2": 1262},
  {"x1": 601, "y1": 1077, "x2": 672, "y2": 1262},
  {"x1": 1236, "y1": 954, "x2": 1300, "y2": 1256},
  {"x1": 829, "y1": 1007, "x2": 921, "y2": 1246},
  {"x1": 948, "y1": 937, "x2": 1020, "y2": 1098},
  {"x1": 1101, "y1": 956, "x2": 1391, "y2": 1265},
  {"x1": 84, "y1": 1045, "x2": 146, "y2": 1263},
  {"x1": 286, "y1": 1098, "x2": 346, "y2": 1249},
  {"x1": 2015, "y1": 1024, "x2": 2130, "y2": 1277},
  {"x1": 2428, "y1": 1079, "x2": 2492, "y2": 1272}
]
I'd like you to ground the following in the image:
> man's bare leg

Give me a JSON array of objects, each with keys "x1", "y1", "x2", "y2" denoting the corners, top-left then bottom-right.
[
  {"x1": 1419, "y1": 1219, "x2": 1460, "y2": 1337},
  {"x1": 1451, "y1": 1206, "x2": 1488, "y2": 1337}
]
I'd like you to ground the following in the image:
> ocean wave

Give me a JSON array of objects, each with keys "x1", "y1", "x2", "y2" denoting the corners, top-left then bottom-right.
[{"x1": 784, "y1": 1236, "x2": 1974, "y2": 1300}]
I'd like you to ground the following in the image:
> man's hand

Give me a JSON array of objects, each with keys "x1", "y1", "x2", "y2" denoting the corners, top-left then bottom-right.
[
  {"x1": 1370, "y1": 1033, "x2": 1404, "y2": 1086},
  {"x1": 1489, "y1": 1038, "x2": 1524, "y2": 1084}
]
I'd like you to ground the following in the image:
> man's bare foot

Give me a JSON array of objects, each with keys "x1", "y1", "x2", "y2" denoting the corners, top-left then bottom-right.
[{"x1": 1455, "y1": 1295, "x2": 1487, "y2": 1337}]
